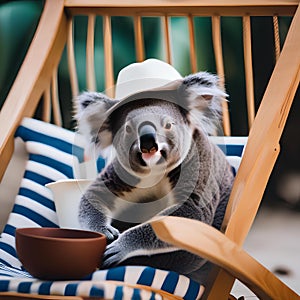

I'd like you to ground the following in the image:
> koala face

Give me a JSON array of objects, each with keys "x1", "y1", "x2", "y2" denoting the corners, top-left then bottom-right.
[
  {"x1": 111, "y1": 100, "x2": 192, "y2": 175},
  {"x1": 75, "y1": 71, "x2": 227, "y2": 178}
]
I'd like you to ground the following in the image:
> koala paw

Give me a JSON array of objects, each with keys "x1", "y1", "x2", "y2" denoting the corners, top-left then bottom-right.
[
  {"x1": 101, "y1": 238, "x2": 127, "y2": 268},
  {"x1": 100, "y1": 224, "x2": 119, "y2": 242}
]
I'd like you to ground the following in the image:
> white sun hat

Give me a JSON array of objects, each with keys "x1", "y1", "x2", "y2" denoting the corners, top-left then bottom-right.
[{"x1": 115, "y1": 58, "x2": 183, "y2": 99}]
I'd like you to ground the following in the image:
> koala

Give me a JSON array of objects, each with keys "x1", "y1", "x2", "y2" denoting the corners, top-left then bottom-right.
[{"x1": 75, "y1": 72, "x2": 235, "y2": 283}]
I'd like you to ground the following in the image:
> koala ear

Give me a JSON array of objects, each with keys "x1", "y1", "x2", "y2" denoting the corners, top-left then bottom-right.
[
  {"x1": 179, "y1": 72, "x2": 228, "y2": 135},
  {"x1": 74, "y1": 91, "x2": 119, "y2": 152}
]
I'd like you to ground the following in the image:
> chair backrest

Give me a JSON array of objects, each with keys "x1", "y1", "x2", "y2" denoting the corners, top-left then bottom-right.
[
  {"x1": 44, "y1": 1, "x2": 296, "y2": 136},
  {"x1": 0, "y1": 0, "x2": 299, "y2": 297},
  {"x1": 0, "y1": 1, "x2": 297, "y2": 171}
]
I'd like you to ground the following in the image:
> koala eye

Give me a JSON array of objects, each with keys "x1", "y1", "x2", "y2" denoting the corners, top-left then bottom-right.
[
  {"x1": 165, "y1": 122, "x2": 173, "y2": 130},
  {"x1": 125, "y1": 124, "x2": 132, "y2": 134}
]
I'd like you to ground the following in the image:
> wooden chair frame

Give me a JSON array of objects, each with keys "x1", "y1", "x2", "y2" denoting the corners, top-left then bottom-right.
[{"x1": 0, "y1": 1, "x2": 300, "y2": 299}]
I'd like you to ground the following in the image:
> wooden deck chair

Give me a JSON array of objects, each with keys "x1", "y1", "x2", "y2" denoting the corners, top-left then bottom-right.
[{"x1": 0, "y1": 0, "x2": 300, "y2": 299}]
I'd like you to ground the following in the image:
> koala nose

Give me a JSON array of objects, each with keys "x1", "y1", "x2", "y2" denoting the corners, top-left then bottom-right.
[{"x1": 139, "y1": 123, "x2": 158, "y2": 154}]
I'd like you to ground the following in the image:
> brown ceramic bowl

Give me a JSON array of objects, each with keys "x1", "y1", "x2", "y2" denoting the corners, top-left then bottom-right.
[{"x1": 16, "y1": 227, "x2": 106, "y2": 280}]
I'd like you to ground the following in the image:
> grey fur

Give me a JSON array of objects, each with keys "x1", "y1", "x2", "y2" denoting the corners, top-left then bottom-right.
[{"x1": 75, "y1": 72, "x2": 234, "y2": 283}]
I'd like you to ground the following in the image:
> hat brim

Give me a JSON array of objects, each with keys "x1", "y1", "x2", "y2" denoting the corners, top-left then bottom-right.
[{"x1": 106, "y1": 78, "x2": 184, "y2": 116}]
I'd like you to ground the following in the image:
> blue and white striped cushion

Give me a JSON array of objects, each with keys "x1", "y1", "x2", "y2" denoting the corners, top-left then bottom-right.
[
  {"x1": 210, "y1": 136, "x2": 247, "y2": 175},
  {"x1": 0, "y1": 118, "x2": 246, "y2": 299},
  {"x1": 0, "y1": 263, "x2": 203, "y2": 299},
  {"x1": 0, "y1": 118, "x2": 90, "y2": 268}
]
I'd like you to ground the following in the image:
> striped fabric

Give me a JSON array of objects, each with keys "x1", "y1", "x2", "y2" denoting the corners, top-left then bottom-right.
[
  {"x1": 0, "y1": 263, "x2": 203, "y2": 299},
  {"x1": 0, "y1": 118, "x2": 246, "y2": 299},
  {"x1": 0, "y1": 118, "x2": 88, "y2": 268},
  {"x1": 210, "y1": 136, "x2": 247, "y2": 175}
]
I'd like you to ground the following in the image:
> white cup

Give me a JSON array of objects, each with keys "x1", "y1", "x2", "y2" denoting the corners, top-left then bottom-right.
[{"x1": 46, "y1": 179, "x2": 93, "y2": 229}]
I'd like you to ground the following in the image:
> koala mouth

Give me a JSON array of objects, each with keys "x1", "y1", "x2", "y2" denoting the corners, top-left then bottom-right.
[{"x1": 137, "y1": 149, "x2": 167, "y2": 167}]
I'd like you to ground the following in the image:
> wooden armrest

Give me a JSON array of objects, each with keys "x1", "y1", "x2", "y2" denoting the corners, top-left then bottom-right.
[{"x1": 150, "y1": 216, "x2": 298, "y2": 300}]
